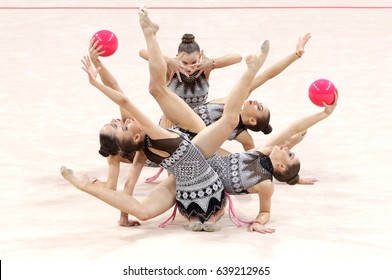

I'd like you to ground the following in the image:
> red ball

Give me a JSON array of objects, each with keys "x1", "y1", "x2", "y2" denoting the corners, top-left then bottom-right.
[
  {"x1": 308, "y1": 79, "x2": 336, "y2": 107},
  {"x1": 91, "y1": 30, "x2": 118, "y2": 57}
]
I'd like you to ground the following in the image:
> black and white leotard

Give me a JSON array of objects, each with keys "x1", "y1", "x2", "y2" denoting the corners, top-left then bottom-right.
[
  {"x1": 143, "y1": 130, "x2": 226, "y2": 222},
  {"x1": 167, "y1": 72, "x2": 209, "y2": 109},
  {"x1": 193, "y1": 102, "x2": 246, "y2": 140},
  {"x1": 207, "y1": 150, "x2": 274, "y2": 194}
]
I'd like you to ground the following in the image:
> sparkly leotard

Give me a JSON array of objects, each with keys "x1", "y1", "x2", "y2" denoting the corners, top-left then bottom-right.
[
  {"x1": 207, "y1": 151, "x2": 274, "y2": 194},
  {"x1": 143, "y1": 130, "x2": 226, "y2": 222},
  {"x1": 193, "y1": 102, "x2": 246, "y2": 140},
  {"x1": 167, "y1": 71, "x2": 209, "y2": 109}
]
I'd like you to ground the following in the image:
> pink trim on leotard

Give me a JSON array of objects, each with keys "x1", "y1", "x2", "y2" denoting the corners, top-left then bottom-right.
[
  {"x1": 159, "y1": 204, "x2": 178, "y2": 228},
  {"x1": 145, "y1": 167, "x2": 164, "y2": 183},
  {"x1": 225, "y1": 192, "x2": 253, "y2": 226}
]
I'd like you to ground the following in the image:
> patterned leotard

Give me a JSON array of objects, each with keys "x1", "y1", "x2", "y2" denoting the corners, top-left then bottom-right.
[
  {"x1": 143, "y1": 130, "x2": 226, "y2": 222},
  {"x1": 144, "y1": 127, "x2": 197, "y2": 168},
  {"x1": 193, "y1": 102, "x2": 246, "y2": 140},
  {"x1": 167, "y1": 71, "x2": 209, "y2": 109},
  {"x1": 207, "y1": 151, "x2": 274, "y2": 194}
]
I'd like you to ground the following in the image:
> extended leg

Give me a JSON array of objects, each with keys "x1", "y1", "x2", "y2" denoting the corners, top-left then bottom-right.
[
  {"x1": 61, "y1": 166, "x2": 176, "y2": 221},
  {"x1": 193, "y1": 41, "x2": 270, "y2": 159},
  {"x1": 138, "y1": 8, "x2": 206, "y2": 133}
]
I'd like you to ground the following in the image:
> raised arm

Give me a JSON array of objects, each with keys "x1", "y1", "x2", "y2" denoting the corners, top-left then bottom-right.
[
  {"x1": 89, "y1": 39, "x2": 132, "y2": 121},
  {"x1": 81, "y1": 55, "x2": 159, "y2": 134},
  {"x1": 248, "y1": 33, "x2": 311, "y2": 94},
  {"x1": 259, "y1": 91, "x2": 338, "y2": 154},
  {"x1": 216, "y1": 33, "x2": 311, "y2": 104},
  {"x1": 195, "y1": 51, "x2": 242, "y2": 78}
]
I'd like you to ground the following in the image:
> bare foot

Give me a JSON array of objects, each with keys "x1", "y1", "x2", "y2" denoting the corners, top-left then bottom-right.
[
  {"x1": 202, "y1": 221, "x2": 217, "y2": 232},
  {"x1": 60, "y1": 166, "x2": 91, "y2": 192},
  {"x1": 189, "y1": 217, "x2": 203, "y2": 231},
  {"x1": 245, "y1": 40, "x2": 270, "y2": 72},
  {"x1": 138, "y1": 5, "x2": 159, "y2": 34}
]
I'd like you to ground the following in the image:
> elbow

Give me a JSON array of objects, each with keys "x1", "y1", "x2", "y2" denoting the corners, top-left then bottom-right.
[
  {"x1": 226, "y1": 114, "x2": 240, "y2": 131},
  {"x1": 119, "y1": 96, "x2": 130, "y2": 107},
  {"x1": 106, "y1": 81, "x2": 121, "y2": 91}
]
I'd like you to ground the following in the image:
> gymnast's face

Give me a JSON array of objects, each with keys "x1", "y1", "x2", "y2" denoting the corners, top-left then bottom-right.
[
  {"x1": 272, "y1": 146, "x2": 300, "y2": 166},
  {"x1": 241, "y1": 100, "x2": 269, "y2": 123},
  {"x1": 178, "y1": 51, "x2": 200, "y2": 75},
  {"x1": 100, "y1": 118, "x2": 123, "y2": 137},
  {"x1": 116, "y1": 118, "x2": 143, "y2": 144}
]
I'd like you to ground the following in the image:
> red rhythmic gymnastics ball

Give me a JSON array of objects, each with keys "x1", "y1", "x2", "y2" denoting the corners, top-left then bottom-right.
[
  {"x1": 308, "y1": 79, "x2": 336, "y2": 107},
  {"x1": 91, "y1": 30, "x2": 118, "y2": 57}
]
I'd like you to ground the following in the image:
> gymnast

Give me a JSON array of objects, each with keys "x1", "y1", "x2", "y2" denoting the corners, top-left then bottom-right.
[{"x1": 61, "y1": 8, "x2": 337, "y2": 233}]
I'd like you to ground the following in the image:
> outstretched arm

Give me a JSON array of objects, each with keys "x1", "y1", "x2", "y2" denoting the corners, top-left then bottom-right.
[
  {"x1": 81, "y1": 55, "x2": 159, "y2": 133},
  {"x1": 195, "y1": 51, "x2": 242, "y2": 79},
  {"x1": 259, "y1": 91, "x2": 338, "y2": 154},
  {"x1": 89, "y1": 39, "x2": 132, "y2": 120},
  {"x1": 248, "y1": 33, "x2": 311, "y2": 94},
  {"x1": 215, "y1": 33, "x2": 311, "y2": 104}
]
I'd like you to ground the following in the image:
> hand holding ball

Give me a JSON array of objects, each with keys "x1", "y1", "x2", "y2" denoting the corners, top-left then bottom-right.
[
  {"x1": 91, "y1": 30, "x2": 118, "y2": 57},
  {"x1": 308, "y1": 79, "x2": 336, "y2": 106}
]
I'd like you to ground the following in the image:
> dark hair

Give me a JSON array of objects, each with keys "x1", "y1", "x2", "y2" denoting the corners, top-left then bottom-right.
[
  {"x1": 116, "y1": 136, "x2": 145, "y2": 161},
  {"x1": 245, "y1": 111, "x2": 272, "y2": 135},
  {"x1": 99, "y1": 132, "x2": 119, "y2": 157},
  {"x1": 178, "y1": 34, "x2": 200, "y2": 54},
  {"x1": 273, "y1": 161, "x2": 301, "y2": 184}
]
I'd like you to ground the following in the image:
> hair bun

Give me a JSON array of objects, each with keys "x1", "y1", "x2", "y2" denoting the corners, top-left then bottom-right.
[
  {"x1": 119, "y1": 150, "x2": 135, "y2": 162},
  {"x1": 181, "y1": 33, "x2": 195, "y2": 44},
  {"x1": 98, "y1": 149, "x2": 110, "y2": 157},
  {"x1": 262, "y1": 124, "x2": 273, "y2": 135},
  {"x1": 286, "y1": 174, "x2": 299, "y2": 185}
]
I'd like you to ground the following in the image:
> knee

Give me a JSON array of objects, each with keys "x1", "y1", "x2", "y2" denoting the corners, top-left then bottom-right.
[{"x1": 148, "y1": 81, "x2": 165, "y2": 98}]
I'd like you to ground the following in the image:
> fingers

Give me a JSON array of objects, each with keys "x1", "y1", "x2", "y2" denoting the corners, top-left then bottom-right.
[
  {"x1": 249, "y1": 223, "x2": 276, "y2": 234},
  {"x1": 89, "y1": 39, "x2": 105, "y2": 57},
  {"x1": 299, "y1": 177, "x2": 318, "y2": 185},
  {"x1": 168, "y1": 71, "x2": 175, "y2": 82},
  {"x1": 302, "y1": 32, "x2": 312, "y2": 43},
  {"x1": 176, "y1": 72, "x2": 182, "y2": 83},
  {"x1": 195, "y1": 70, "x2": 202, "y2": 78}
]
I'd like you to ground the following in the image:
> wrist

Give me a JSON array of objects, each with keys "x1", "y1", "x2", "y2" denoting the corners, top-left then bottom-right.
[
  {"x1": 211, "y1": 59, "x2": 216, "y2": 69},
  {"x1": 295, "y1": 51, "x2": 302, "y2": 58}
]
